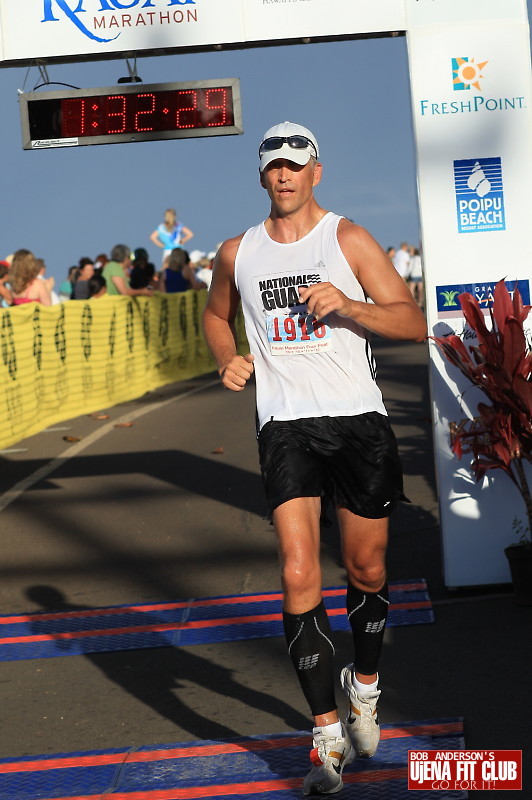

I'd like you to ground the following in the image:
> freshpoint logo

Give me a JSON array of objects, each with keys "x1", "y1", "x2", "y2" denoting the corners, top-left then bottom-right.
[
  {"x1": 420, "y1": 56, "x2": 525, "y2": 117},
  {"x1": 436, "y1": 280, "x2": 530, "y2": 318},
  {"x1": 454, "y1": 157, "x2": 506, "y2": 234},
  {"x1": 451, "y1": 57, "x2": 488, "y2": 91}
]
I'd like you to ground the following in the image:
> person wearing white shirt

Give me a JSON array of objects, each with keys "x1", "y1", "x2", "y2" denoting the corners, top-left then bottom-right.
[
  {"x1": 392, "y1": 242, "x2": 410, "y2": 280},
  {"x1": 407, "y1": 246, "x2": 424, "y2": 308}
]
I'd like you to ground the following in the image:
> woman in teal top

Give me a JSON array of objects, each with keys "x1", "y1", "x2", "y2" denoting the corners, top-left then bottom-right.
[{"x1": 150, "y1": 208, "x2": 194, "y2": 265}]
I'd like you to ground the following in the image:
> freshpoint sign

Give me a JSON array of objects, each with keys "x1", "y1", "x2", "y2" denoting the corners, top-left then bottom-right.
[{"x1": 419, "y1": 55, "x2": 526, "y2": 118}]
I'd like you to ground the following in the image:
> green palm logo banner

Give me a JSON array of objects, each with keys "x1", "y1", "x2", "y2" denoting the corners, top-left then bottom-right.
[{"x1": 0, "y1": 292, "x2": 247, "y2": 450}]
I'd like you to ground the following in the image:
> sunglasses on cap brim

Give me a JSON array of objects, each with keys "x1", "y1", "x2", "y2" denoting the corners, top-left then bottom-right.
[{"x1": 259, "y1": 135, "x2": 317, "y2": 160}]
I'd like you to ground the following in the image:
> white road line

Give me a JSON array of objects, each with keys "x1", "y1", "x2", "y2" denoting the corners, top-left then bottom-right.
[
  {"x1": 43, "y1": 426, "x2": 72, "y2": 432},
  {"x1": 0, "y1": 448, "x2": 29, "y2": 454},
  {"x1": 0, "y1": 379, "x2": 220, "y2": 513}
]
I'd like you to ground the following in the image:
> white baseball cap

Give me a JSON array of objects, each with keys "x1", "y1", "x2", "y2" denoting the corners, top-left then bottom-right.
[
  {"x1": 259, "y1": 121, "x2": 319, "y2": 172},
  {"x1": 189, "y1": 250, "x2": 206, "y2": 263}
]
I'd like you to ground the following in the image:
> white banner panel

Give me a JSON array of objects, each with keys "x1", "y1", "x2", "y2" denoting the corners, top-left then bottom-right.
[
  {"x1": 0, "y1": 2, "x2": 4, "y2": 63},
  {"x1": 408, "y1": 0, "x2": 527, "y2": 25},
  {"x1": 406, "y1": 1, "x2": 532, "y2": 586},
  {"x1": 0, "y1": 1, "x2": 246, "y2": 63},
  {"x1": 243, "y1": 0, "x2": 405, "y2": 43},
  {"x1": 0, "y1": 0, "x2": 405, "y2": 66}
]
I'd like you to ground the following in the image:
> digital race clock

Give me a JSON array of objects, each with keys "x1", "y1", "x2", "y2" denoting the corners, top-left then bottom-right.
[{"x1": 19, "y1": 78, "x2": 242, "y2": 150}]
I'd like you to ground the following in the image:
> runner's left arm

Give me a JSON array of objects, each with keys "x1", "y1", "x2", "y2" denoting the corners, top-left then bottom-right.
[{"x1": 299, "y1": 219, "x2": 426, "y2": 342}]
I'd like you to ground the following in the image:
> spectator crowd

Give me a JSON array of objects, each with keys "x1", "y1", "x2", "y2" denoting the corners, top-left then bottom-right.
[
  {"x1": 0, "y1": 206, "x2": 219, "y2": 308},
  {"x1": 0, "y1": 243, "x2": 218, "y2": 309}
]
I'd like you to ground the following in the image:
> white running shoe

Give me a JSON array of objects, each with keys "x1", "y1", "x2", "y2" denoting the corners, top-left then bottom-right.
[
  {"x1": 302, "y1": 723, "x2": 354, "y2": 795},
  {"x1": 340, "y1": 664, "x2": 381, "y2": 758}
]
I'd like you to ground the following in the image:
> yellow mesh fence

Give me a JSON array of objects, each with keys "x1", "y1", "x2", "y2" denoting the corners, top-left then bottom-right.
[{"x1": 0, "y1": 291, "x2": 248, "y2": 450}]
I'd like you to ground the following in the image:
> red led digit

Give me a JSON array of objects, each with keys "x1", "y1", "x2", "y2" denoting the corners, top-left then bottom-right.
[
  {"x1": 284, "y1": 317, "x2": 297, "y2": 341},
  {"x1": 175, "y1": 90, "x2": 197, "y2": 129},
  {"x1": 79, "y1": 98, "x2": 86, "y2": 135},
  {"x1": 106, "y1": 95, "x2": 127, "y2": 134},
  {"x1": 205, "y1": 88, "x2": 227, "y2": 127},
  {"x1": 62, "y1": 97, "x2": 86, "y2": 137},
  {"x1": 135, "y1": 93, "x2": 156, "y2": 132}
]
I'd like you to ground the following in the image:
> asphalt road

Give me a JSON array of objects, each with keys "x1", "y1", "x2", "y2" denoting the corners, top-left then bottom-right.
[{"x1": 0, "y1": 338, "x2": 529, "y2": 798}]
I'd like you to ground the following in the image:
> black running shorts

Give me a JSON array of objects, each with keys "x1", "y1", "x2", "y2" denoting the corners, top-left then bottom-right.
[{"x1": 258, "y1": 412, "x2": 405, "y2": 519}]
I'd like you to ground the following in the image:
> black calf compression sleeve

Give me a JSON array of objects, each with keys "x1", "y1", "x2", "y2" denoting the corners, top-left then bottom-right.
[
  {"x1": 346, "y1": 581, "x2": 389, "y2": 676},
  {"x1": 282, "y1": 600, "x2": 336, "y2": 717}
]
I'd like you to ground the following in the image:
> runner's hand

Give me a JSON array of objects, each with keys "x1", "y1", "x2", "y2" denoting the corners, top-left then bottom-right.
[
  {"x1": 219, "y1": 354, "x2": 255, "y2": 391},
  {"x1": 299, "y1": 282, "x2": 354, "y2": 321}
]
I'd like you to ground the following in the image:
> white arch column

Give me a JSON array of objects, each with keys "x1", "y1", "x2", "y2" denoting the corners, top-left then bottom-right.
[{"x1": 405, "y1": 0, "x2": 532, "y2": 586}]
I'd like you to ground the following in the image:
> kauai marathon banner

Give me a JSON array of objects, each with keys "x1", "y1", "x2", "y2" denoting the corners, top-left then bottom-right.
[
  {"x1": 405, "y1": 0, "x2": 532, "y2": 587},
  {"x1": 0, "y1": 1, "x2": 406, "y2": 66}
]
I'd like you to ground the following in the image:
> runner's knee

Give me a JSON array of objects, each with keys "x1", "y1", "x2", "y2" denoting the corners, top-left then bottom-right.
[
  {"x1": 345, "y1": 561, "x2": 386, "y2": 593},
  {"x1": 282, "y1": 558, "x2": 321, "y2": 597}
]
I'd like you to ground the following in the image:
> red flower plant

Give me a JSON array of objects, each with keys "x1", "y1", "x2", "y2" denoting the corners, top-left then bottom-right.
[{"x1": 432, "y1": 280, "x2": 532, "y2": 535}]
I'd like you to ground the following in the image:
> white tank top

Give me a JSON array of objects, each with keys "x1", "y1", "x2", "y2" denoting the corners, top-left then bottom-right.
[{"x1": 234, "y1": 212, "x2": 387, "y2": 431}]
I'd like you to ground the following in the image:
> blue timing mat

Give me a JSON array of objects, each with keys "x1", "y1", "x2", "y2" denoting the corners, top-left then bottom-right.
[
  {"x1": 0, "y1": 718, "x2": 464, "y2": 800},
  {"x1": 0, "y1": 580, "x2": 433, "y2": 661}
]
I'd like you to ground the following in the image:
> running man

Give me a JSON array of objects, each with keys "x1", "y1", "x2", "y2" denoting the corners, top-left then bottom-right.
[{"x1": 202, "y1": 122, "x2": 426, "y2": 795}]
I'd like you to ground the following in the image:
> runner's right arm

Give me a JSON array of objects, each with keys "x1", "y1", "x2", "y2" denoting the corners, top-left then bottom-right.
[{"x1": 202, "y1": 235, "x2": 255, "y2": 392}]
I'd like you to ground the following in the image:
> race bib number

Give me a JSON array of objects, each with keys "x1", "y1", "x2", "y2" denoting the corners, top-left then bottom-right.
[{"x1": 265, "y1": 313, "x2": 334, "y2": 356}]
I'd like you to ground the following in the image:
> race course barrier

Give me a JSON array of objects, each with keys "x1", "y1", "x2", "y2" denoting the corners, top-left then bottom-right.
[{"x1": 0, "y1": 292, "x2": 246, "y2": 451}]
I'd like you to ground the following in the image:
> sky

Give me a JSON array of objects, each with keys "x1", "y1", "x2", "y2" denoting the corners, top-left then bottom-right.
[{"x1": 0, "y1": 6, "x2": 530, "y2": 286}]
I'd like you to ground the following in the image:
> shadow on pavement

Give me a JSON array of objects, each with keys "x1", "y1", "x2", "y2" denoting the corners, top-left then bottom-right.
[{"x1": 24, "y1": 585, "x2": 311, "y2": 741}]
